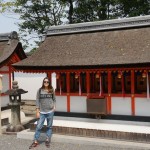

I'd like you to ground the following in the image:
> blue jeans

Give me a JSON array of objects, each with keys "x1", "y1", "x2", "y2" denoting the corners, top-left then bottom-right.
[{"x1": 34, "y1": 112, "x2": 54, "y2": 141}]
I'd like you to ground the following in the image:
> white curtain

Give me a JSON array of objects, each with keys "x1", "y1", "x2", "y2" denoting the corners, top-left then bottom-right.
[
  {"x1": 79, "y1": 77, "x2": 81, "y2": 95},
  {"x1": 59, "y1": 79, "x2": 61, "y2": 95},
  {"x1": 99, "y1": 76, "x2": 102, "y2": 96}
]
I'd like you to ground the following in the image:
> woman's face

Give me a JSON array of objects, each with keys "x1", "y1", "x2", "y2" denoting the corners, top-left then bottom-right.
[{"x1": 43, "y1": 79, "x2": 49, "y2": 87}]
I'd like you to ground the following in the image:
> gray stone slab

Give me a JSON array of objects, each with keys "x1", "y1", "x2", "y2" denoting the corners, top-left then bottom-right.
[{"x1": 17, "y1": 129, "x2": 150, "y2": 149}]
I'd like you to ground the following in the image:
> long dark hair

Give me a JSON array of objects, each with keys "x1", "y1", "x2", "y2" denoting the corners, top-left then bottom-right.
[{"x1": 41, "y1": 77, "x2": 54, "y2": 93}]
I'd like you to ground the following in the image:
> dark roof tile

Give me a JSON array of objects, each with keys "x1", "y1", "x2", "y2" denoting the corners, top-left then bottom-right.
[
  {"x1": 0, "y1": 31, "x2": 26, "y2": 66},
  {"x1": 13, "y1": 16, "x2": 150, "y2": 69}
]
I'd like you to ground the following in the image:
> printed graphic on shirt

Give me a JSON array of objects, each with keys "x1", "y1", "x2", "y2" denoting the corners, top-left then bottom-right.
[{"x1": 40, "y1": 94, "x2": 53, "y2": 99}]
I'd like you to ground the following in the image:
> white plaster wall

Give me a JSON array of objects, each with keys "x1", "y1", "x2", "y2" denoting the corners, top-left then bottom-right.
[
  {"x1": 111, "y1": 97, "x2": 131, "y2": 115},
  {"x1": 1, "y1": 73, "x2": 9, "y2": 93},
  {"x1": 14, "y1": 72, "x2": 46, "y2": 100},
  {"x1": 0, "y1": 66, "x2": 10, "y2": 107},
  {"x1": 0, "y1": 66, "x2": 9, "y2": 71},
  {"x1": 55, "y1": 96, "x2": 67, "y2": 112},
  {"x1": 70, "y1": 96, "x2": 87, "y2": 113},
  {"x1": 135, "y1": 98, "x2": 150, "y2": 116},
  {"x1": 1, "y1": 96, "x2": 9, "y2": 107}
]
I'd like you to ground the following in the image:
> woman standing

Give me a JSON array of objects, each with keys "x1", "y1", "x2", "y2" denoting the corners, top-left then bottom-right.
[{"x1": 29, "y1": 77, "x2": 56, "y2": 149}]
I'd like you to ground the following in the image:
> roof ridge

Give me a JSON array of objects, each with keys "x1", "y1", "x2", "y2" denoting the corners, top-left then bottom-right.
[
  {"x1": 47, "y1": 15, "x2": 150, "y2": 36},
  {"x1": 0, "y1": 31, "x2": 18, "y2": 41}
]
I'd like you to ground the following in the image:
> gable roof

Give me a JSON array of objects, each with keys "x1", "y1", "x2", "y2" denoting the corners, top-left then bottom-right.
[
  {"x1": 13, "y1": 15, "x2": 150, "y2": 71},
  {"x1": 0, "y1": 31, "x2": 27, "y2": 67}
]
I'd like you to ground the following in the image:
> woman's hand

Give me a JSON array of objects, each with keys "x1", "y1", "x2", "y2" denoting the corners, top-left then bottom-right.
[
  {"x1": 53, "y1": 105, "x2": 56, "y2": 112},
  {"x1": 36, "y1": 109, "x2": 40, "y2": 118}
]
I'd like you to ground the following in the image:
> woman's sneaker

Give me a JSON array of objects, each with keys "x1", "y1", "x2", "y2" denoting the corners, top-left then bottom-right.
[
  {"x1": 45, "y1": 139, "x2": 50, "y2": 148},
  {"x1": 29, "y1": 142, "x2": 39, "y2": 149}
]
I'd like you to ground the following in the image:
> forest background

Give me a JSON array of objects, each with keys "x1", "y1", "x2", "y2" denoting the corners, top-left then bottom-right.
[{"x1": 0, "y1": 0, "x2": 150, "y2": 53}]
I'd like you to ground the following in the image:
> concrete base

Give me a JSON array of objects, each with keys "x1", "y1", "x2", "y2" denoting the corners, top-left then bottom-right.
[
  {"x1": 1, "y1": 109, "x2": 35, "y2": 133},
  {"x1": 6, "y1": 124, "x2": 25, "y2": 132},
  {"x1": 17, "y1": 129, "x2": 150, "y2": 149},
  {"x1": 18, "y1": 116, "x2": 150, "y2": 143}
]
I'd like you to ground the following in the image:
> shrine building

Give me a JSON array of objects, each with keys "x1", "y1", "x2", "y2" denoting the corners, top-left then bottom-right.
[
  {"x1": 0, "y1": 31, "x2": 26, "y2": 107},
  {"x1": 13, "y1": 15, "x2": 150, "y2": 117}
]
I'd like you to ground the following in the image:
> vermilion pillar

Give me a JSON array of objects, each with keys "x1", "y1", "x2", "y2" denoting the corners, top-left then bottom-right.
[
  {"x1": 122, "y1": 72, "x2": 125, "y2": 97},
  {"x1": 8, "y1": 66, "x2": 12, "y2": 89},
  {"x1": 47, "y1": 72, "x2": 52, "y2": 85},
  {"x1": 107, "y1": 71, "x2": 112, "y2": 114},
  {"x1": 86, "y1": 71, "x2": 90, "y2": 98},
  {"x1": 131, "y1": 70, "x2": 135, "y2": 115},
  {"x1": 66, "y1": 72, "x2": 70, "y2": 112}
]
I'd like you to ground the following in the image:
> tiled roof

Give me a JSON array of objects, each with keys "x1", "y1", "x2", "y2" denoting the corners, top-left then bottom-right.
[
  {"x1": 13, "y1": 16, "x2": 150, "y2": 70},
  {"x1": 0, "y1": 31, "x2": 26, "y2": 67}
]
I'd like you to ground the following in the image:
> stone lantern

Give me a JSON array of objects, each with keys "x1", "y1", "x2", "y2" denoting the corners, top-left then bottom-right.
[{"x1": 5, "y1": 81, "x2": 28, "y2": 132}]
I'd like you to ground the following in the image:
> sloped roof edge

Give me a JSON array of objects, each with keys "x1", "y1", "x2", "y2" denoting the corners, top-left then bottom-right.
[
  {"x1": 47, "y1": 15, "x2": 150, "y2": 36},
  {"x1": 0, "y1": 31, "x2": 26, "y2": 67},
  {"x1": 0, "y1": 31, "x2": 19, "y2": 42}
]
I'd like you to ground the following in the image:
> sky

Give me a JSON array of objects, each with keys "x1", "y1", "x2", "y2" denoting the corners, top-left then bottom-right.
[
  {"x1": 0, "y1": 13, "x2": 19, "y2": 33},
  {"x1": 0, "y1": 13, "x2": 37, "y2": 52}
]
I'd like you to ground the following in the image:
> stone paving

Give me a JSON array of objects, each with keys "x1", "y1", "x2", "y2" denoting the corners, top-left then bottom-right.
[{"x1": 0, "y1": 134, "x2": 150, "y2": 150}]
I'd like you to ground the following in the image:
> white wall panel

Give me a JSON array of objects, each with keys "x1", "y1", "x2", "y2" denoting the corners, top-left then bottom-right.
[
  {"x1": 1, "y1": 96, "x2": 9, "y2": 107},
  {"x1": 111, "y1": 97, "x2": 131, "y2": 115},
  {"x1": 55, "y1": 96, "x2": 67, "y2": 112},
  {"x1": 14, "y1": 72, "x2": 46, "y2": 100},
  {"x1": 70, "y1": 96, "x2": 87, "y2": 113},
  {"x1": 135, "y1": 98, "x2": 150, "y2": 116},
  {"x1": 1, "y1": 73, "x2": 9, "y2": 93}
]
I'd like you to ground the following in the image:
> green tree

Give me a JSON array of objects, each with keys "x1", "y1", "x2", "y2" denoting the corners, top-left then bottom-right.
[
  {"x1": 114, "y1": 0, "x2": 150, "y2": 18},
  {"x1": 72, "y1": 0, "x2": 117, "y2": 23},
  {"x1": 0, "y1": 0, "x2": 15, "y2": 13},
  {"x1": 3, "y1": 0, "x2": 149, "y2": 51},
  {"x1": 14, "y1": 0, "x2": 65, "y2": 50},
  {"x1": 60, "y1": 0, "x2": 75, "y2": 24}
]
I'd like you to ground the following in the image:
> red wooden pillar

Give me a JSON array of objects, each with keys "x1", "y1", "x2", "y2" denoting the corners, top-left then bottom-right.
[
  {"x1": 67, "y1": 72, "x2": 70, "y2": 112},
  {"x1": 122, "y1": 72, "x2": 125, "y2": 97},
  {"x1": 131, "y1": 70, "x2": 135, "y2": 115},
  {"x1": 8, "y1": 65, "x2": 12, "y2": 89},
  {"x1": 107, "y1": 71, "x2": 112, "y2": 114},
  {"x1": 47, "y1": 72, "x2": 52, "y2": 85},
  {"x1": 86, "y1": 71, "x2": 90, "y2": 98}
]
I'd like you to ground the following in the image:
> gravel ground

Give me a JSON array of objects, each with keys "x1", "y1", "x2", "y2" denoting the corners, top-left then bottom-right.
[{"x1": 0, "y1": 134, "x2": 150, "y2": 150}]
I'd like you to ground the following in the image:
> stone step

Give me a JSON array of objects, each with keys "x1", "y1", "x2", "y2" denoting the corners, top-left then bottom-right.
[
  {"x1": 29, "y1": 116, "x2": 150, "y2": 143},
  {"x1": 17, "y1": 129, "x2": 150, "y2": 150}
]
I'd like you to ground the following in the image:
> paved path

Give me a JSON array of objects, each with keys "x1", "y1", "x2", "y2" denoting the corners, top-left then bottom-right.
[{"x1": 0, "y1": 134, "x2": 150, "y2": 150}]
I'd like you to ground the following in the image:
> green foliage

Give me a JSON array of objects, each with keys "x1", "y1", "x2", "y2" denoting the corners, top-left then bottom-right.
[
  {"x1": 13, "y1": 0, "x2": 65, "y2": 51},
  {"x1": 2, "y1": 0, "x2": 149, "y2": 52},
  {"x1": 114, "y1": 0, "x2": 150, "y2": 17},
  {"x1": 0, "y1": 0, "x2": 15, "y2": 13},
  {"x1": 15, "y1": 0, "x2": 65, "y2": 34}
]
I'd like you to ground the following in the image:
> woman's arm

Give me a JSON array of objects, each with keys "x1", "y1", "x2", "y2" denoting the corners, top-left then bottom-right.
[
  {"x1": 36, "y1": 108, "x2": 40, "y2": 118},
  {"x1": 52, "y1": 92, "x2": 56, "y2": 111},
  {"x1": 36, "y1": 89, "x2": 40, "y2": 118}
]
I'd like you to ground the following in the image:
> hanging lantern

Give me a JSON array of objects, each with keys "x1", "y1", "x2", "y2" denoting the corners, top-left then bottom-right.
[
  {"x1": 56, "y1": 74, "x2": 60, "y2": 79},
  {"x1": 75, "y1": 74, "x2": 79, "y2": 79},
  {"x1": 142, "y1": 71, "x2": 147, "y2": 78},
  {"x1": 95, "y1": 73, "x2": 100, "y2": 78},
  {"x1": 117, "y1": 71, "x2": 122, "y2": 79}
]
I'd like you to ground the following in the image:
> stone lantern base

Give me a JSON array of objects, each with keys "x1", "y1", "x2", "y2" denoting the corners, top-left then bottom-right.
[{"x1": 6, "y1": 124, "x2": 25, "y2": 132}]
